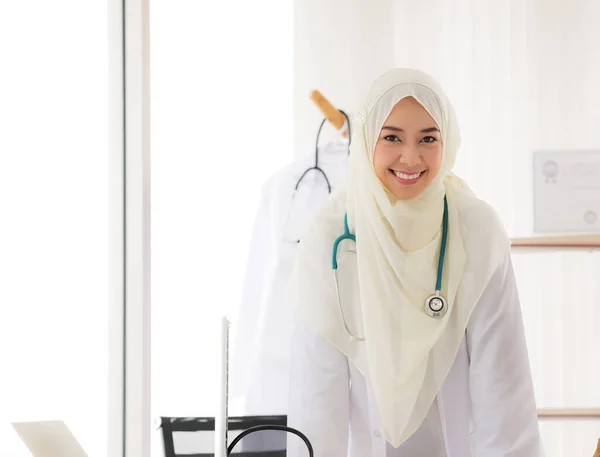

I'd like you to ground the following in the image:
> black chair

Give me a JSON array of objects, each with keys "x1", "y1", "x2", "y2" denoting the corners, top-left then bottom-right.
[{"x1": 159, "y1": 415, "x2": 287, "y2": 457}]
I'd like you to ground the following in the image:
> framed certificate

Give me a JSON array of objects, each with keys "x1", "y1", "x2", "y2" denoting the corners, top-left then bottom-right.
[{"x1": 533, "y1": 150, "x2": 600, "y2": 234}]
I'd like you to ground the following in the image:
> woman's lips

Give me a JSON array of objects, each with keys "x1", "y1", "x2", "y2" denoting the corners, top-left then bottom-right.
[{"x1": 389, "y1": 169, "x2": 425, "y2": 185}]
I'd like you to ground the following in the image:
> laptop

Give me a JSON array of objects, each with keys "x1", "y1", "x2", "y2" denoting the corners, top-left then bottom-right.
[
  {"x1": 215, "y1": 316, "x2": 230, "y2": 457},
  {"x1": 11, "y1": 420, "x2": 88, "y2": 457}
]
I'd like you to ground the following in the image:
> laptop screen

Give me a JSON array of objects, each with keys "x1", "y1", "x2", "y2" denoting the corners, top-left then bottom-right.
[{"x1": 11, "y1": 420, "x2": 88, "y2": 457}]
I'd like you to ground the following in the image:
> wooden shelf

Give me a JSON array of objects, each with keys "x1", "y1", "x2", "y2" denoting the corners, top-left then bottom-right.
[
  {"x1": 538, "y1": 408, "x2": 600, "y2": 419},
  {"x1": 511, "y1": 234, "x2": 600, "y2": 248}
]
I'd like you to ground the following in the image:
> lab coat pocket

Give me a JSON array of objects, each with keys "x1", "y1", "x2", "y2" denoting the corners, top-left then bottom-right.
[{"x1": 335, "y1": 242, "x2": 365, "y2": 341}]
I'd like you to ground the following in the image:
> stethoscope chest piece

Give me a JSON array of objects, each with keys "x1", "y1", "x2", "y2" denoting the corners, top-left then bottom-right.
[{"x1": 424, "y1": 294, "x2": 448, "y2": 319}]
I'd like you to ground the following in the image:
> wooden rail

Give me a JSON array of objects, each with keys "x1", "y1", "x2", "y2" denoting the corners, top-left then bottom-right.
[
  {"x1": 537, "y1": 408, "x2": 600, "y2": 419},
  {"x1": 511, "y1": 234, "x2": 600, "y2": 248}
]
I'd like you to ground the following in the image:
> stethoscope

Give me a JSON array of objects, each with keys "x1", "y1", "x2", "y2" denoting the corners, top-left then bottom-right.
[
  {"x1": 282, "y1": 111, "x2": 351, "y2": 244},
  {"x1": 332, "y1": 196, "x2": 449, "y2": 342}
]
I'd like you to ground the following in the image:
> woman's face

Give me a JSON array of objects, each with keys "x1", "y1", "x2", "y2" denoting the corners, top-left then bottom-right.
[{"x1": 373, "y1": 97, "x2": 443, "y2": 200}]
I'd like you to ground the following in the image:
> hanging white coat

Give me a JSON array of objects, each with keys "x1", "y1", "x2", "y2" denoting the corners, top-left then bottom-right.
[{"x1": 230, "y1": 143, "x2": 349, "y2": 415}]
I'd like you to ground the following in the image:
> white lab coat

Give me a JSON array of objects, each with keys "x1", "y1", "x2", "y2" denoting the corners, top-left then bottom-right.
[
  {"x1": 231, "y1": 143, "x2": 349, "y2": 415},
  {"x1": 288, "y1": 253, "x2": 544, "y2": 457}
]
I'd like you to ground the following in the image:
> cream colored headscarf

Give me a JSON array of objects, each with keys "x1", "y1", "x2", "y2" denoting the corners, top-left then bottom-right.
[{"x1": 288, "y1": 68, "x2": 510, "y2": 447}]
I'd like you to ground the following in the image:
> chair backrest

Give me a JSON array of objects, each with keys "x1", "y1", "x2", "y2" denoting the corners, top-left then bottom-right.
[{"x1": 160, "y1": 415, "x2": 287, "y2": 457}]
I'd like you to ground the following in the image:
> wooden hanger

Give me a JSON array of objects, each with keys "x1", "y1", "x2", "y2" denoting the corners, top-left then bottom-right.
[{"x1": 310, "y1": 90, "x2": 348, "y2": 137}]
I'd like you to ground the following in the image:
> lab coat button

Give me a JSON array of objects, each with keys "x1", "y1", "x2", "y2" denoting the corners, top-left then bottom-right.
[{"x1": 373, "y1": 429, "x2": 382, "y2": 438}]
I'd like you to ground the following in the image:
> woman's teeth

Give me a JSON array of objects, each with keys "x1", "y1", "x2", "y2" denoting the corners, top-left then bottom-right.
[{"x1": 393, "y1": 170, "x2": 422, "y2": 180}]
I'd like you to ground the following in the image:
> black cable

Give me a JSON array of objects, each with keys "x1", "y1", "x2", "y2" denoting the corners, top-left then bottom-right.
[{"x1": 226, "y1": 424, "x2": 314, "y2": 457}]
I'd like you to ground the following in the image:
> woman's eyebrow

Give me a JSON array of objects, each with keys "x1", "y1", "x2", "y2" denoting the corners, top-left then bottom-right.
[{"x1": 381, "y1": 126, "x2": 440, "y2": 133}]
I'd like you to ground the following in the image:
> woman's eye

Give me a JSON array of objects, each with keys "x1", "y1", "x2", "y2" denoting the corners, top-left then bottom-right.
[
  {"x1": 421, "y1": 136, "x2": 438, "y2": 143},
  {"x1": 384, "y1": 135, "x2": 401, "y2": 142}
]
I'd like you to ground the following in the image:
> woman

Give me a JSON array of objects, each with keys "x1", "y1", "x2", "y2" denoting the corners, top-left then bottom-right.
[{"x1": 286, "y1": 69, "x2": 543, "y2": 457}]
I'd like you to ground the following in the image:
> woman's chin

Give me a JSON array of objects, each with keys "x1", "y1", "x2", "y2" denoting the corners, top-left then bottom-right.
[{"x1": 388, "y1": 182, "x2": 427, "y2": 201}]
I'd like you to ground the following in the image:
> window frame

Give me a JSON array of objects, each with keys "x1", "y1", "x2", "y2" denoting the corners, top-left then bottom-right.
[{"x1": 108, "y1": 0, "x2": 151, "y2": 456}]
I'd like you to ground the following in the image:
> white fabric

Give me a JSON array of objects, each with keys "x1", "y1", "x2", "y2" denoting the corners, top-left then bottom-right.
[
  {"x1": 288, "y1": 252, "x2": 544, "y2": 457},
  {"x1": 288, "y1": 69, "x2": 511, "y2": 447},
  {"x1": 230, "y1": 142, "x2": 349, "y2": 415}
]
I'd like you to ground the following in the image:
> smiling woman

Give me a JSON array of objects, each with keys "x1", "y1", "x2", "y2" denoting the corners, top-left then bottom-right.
[{"x1": 287, "y1": 69, "x2": 542, "y2": 457}]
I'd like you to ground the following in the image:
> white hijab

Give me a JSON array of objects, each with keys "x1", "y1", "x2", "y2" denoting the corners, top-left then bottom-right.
[{"x1": 288, "y1": 68, "x2": 510, "y2": 447}]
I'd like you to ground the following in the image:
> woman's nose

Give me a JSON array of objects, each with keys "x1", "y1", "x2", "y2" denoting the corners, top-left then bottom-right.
[{"x1": 399, "y1": 146, "x2": 422, "y2": 167}]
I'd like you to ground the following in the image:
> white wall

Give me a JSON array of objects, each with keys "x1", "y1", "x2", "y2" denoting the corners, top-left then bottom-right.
[{"x1": 293, "y1": 0, "x2": 396, "y2": 161}]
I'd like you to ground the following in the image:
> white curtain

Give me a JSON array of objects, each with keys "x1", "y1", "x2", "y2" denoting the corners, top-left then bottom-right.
[{"x1": 294, "y1": 1, "x2": 600, "y2": 455}]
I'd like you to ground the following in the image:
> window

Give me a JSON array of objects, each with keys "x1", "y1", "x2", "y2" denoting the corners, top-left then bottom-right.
[
  {"x1": 149, "y1": 1, "x2": 293, "y2": 455},
  {"x1": 0, "y1": 2, "x2": 110, "y2": 456}
]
